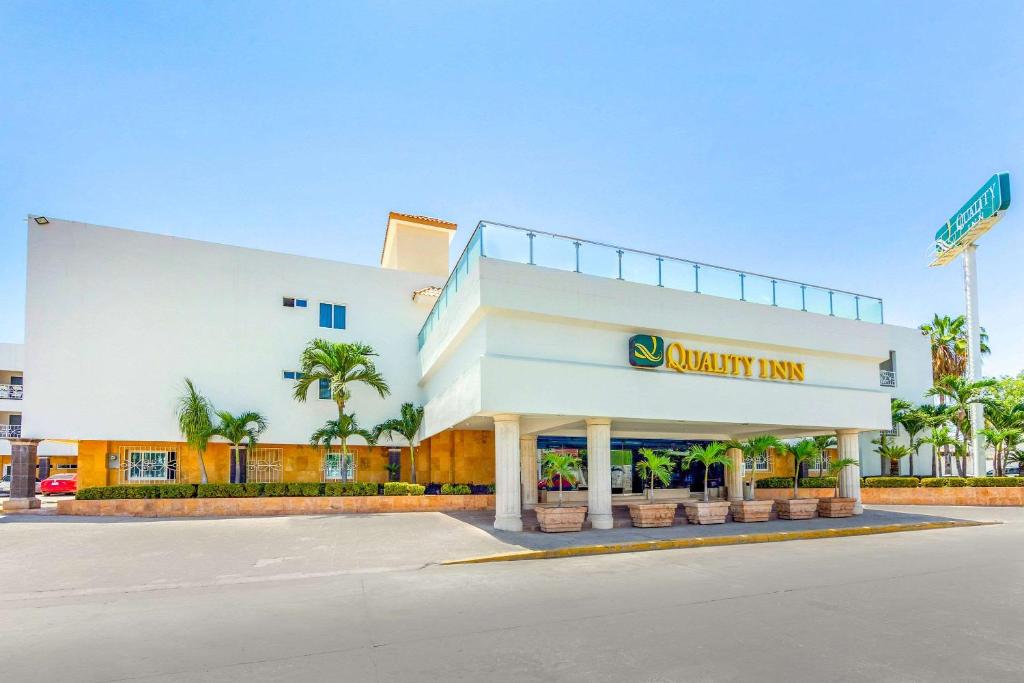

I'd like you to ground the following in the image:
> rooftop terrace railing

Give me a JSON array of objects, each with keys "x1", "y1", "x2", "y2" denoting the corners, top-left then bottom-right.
[{"x1": 417, "y1": 221, "x2": 884, "y2": 350}]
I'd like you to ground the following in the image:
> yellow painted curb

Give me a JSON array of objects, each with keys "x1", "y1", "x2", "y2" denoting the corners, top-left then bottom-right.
[{"x1": 442, "y1": 520, "x2": 994, "y2": 565}]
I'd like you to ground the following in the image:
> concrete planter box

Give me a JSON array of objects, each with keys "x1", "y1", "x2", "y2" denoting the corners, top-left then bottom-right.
[
  {"x1": 729, "y1": 499, "x2": 774, "y2": 522},
  {"x1": 775, "y1": 498, "x2": 819, "y2": 520},
  {"x1": 818, "y1": 497, "x2": 856, "y2": 517},
  {"x1": 57, "y1": 494, "x2": 494, "y2": 518},
  {"x1": 627, "y1": 502, "x2": 678, "y2": 527},
  {"x1": 535, "y1": 505, "x2": 588, "y2": 532},
  {"x1": 682, "y1": 500, "x2": 730, "y2": 525}
]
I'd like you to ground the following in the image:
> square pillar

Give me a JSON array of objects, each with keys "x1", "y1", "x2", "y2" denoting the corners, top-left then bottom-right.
[
  {"x1": 586, "y1": 418, "x2": 613, "y2": 530},
  {"x1": 725, "y1": 447, "x2": 744, "y2": 501},
  {"x1": 519, "y1": 435, "x2": 538, "y2": 510},
  {"x1": 493, "y1": 415, "x2": 522, "y2": 531},
  {"x1": 836, "y1": 429, "x2": 863, "y2": 515},
  {"x1": 4, "y1": 439, "x2": 41, "y2": 511}
]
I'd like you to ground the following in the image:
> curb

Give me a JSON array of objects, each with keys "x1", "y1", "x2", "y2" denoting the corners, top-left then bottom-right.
[{"x1": 442, "y1": 520, "x2": 994, "y2": 565}]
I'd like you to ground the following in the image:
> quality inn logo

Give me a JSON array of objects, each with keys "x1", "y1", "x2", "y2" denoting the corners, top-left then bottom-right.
[{"x1": 629, "y1": 334, "x2": 664, "y2": 368}]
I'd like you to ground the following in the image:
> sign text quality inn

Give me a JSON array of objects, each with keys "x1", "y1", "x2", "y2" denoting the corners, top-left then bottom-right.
[{"x1": 629, "y1": 334, "x2": 805, "y2": 382}]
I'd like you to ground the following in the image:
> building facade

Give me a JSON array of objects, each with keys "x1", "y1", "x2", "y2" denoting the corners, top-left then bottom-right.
[{"x1": 21, "y1": 213, "x2": 932, "y2": 529}]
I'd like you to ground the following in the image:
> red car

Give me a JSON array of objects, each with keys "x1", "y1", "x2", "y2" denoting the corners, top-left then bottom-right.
[{"x1": 40, "y1": 473, "x2": 77, "y2": 495}]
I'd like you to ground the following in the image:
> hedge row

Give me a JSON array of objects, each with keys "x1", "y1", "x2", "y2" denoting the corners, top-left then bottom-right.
[
  {"x1": 75, "y1": 481, "x2": 484, "y2": 500},
  {"x1": 861, "y1": 477, "x2": 920, "y2": 488},
  {"x1": 920, "y1": 477, "x2": 1024, "y2": 488},
  {"x1": 753, "y1": 477, "x2": 837, "y2": 489}
]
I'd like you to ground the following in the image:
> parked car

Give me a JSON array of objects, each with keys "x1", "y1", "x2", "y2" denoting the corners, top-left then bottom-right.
[
  {"x1": 41, "y1": 473, "x2": 77, "y2": 495},
  {"x1": 0, "y1": 475, "x2": 42, "y2": 494}
]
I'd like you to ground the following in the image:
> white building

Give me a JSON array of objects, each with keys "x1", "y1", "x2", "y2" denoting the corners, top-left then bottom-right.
[{"x1": 19, "y1": 213, "x2": 932, "y2": 529}]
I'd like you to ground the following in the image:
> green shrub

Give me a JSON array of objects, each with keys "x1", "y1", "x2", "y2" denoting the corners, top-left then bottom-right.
[
  {"x1": 76, "y1": 486, "x2": 112, "y2": 500},
  {"x1": 440, "y1": 483, "x2": 472, "y2": 495},
  {"x1": 969, "y1": 476, "x2": 1024, "y2": 487},
  {"x1": 920, "y1": 477, "x2": 968, "y2": 488},
  {"x1": 383, "y1": 482, "x2": 425, "y2": 496},
  {"x1": 324, "y1": 481, "x2": 377, "y2": 496},
  {"x1": 862, "y1": 477, "x2": 920, "y2": 488},
  {"x1": 262, "y1": 482, "x2": 321, "y2": 496},
  {"x1": 157, "y1": 484, "x2": 196, "y2": 499},
  {"x1": 753, "y1": 477, "x2": 794, "y2": 489},
  {"x1": 262, "y1": 483, "x2": 289, "y2": 496},
  {"x1": 198, "y1": 483, "x2": 244, "y2": 498},
  {"x1": 799, "y1": 477, "x2": 837, "y2": 488}
]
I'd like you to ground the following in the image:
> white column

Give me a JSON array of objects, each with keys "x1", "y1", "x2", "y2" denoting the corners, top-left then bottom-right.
[
  {"x1": 493, "y1": 414, "x2": 522, "y2": 531},
  {"x1": 837, "y1": 429, "x2": 863, "y2": 514},
  {"x1": 963, "y1": 245, "x2": 986, "y2": 477},
  {"x1": 586, "y1": 418, "x2": 613, "y2": 530},
  {"x1": 726, "y1": 447, "x2": 744, "y2": 501},
  {"x1": 520, "y1": 434, "x2": 538, "y2": 510}
]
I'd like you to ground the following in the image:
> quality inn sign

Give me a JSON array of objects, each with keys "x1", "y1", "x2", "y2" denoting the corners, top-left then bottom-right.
[{"x1": 629, "y1": 334, "x2": 805, "y2": 382}]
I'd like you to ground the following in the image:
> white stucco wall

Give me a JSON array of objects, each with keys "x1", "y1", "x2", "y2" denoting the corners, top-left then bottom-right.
[{"x1": 24, "y1": 219, "x2": 441, "y2": 443}]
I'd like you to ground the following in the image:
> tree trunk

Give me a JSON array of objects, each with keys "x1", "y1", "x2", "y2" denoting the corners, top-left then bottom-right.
[
  {"x1": 341, "y1": 437, "x2": 349, "y2": 483},
  {"x1": 703, "y1": 469, "x2": 710, "y2": 503},
  {"x1": 409, "y1": 444, "x2": 416, "y2": 484},
  {"x1": 197, "y1": 450, "x2": 208, "y2": 484},
  {"x1": 909, "y1": 451, "x2": 915, "y2": 478}
]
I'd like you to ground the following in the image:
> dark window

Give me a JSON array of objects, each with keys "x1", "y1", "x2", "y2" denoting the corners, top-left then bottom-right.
[
  {"x1": 319, "y1": 303, "x2": 332, "y2": 328},
  {"x1": 283, "y1": 371, "x2": 296, "y2": 380},
  {"x1": 283, "y1": 297, "x2": 295, "y2": 307},
  {"x1": 333, "y1": 304, "x2": 346, "y2": 329},
  {"x1": 319, "y1": 303, "x2": 347, "y2": 329},
  {"x1": 296, "y1": 299, "x2": 307, "y2": 308},
  {"x1": 319, "y1": 378, "x2": 332, "y2": 400},
  {"x1": 10, "y1": 376, "x2": 22, "y2": 386}
]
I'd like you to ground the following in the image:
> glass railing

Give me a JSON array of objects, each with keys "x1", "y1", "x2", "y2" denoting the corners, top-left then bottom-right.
[{"x1": 417, "y1": 221, "x2": 884, "y2": 349}]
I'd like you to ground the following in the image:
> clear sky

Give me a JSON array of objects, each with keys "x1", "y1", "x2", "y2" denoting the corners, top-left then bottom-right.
[{"x1": 2, "y1": 1, "x2": 1022, "y2": 375}]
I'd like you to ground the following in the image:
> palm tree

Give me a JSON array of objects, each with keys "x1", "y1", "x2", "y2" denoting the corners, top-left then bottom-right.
[
  {"x1": 310, "y1": 413, "x2": 376, "y2": 482},
  {"x1": 920, "y1": 426, "x2": 956, "y2": 478},
  {"x1": 927, "y1": 375, "x2": 996, "y2": 476},
  {"x1": 785, "y1": 439, "x2": 821, "y2": 498},
  {"x1": 212, "y1": 410, "x2": 267, "y2": 483},
  {"x1": 176, "y1": 378, "x2": 214, "y2": 484},
  {"x1": 897, "y1": 406, "x2": 931, "y2": 477},
  {"x1": 982, "y1": 399, "x2": 1024, "y2": 476},
  {"x1": 920, "y1": 314, "x2": 990, "y2": 383},
  {"x1": 731, "y1": 435, "x2": 784, "y2": 500},
  {"x1": 681, "y1": 442, "x2": 732, "y2": 503},
  {"x1": 294, "y1": 339, "x2": 391, "y2": 422},
  {"x1": 876, "y1": 398, "x2": 912, "y2": 475},
  {"x1": 373, "y1": 403, "x2": 425, "y2": 484},
  {"x1": 827, "y1": 458, "x2": 859, "y2": 498},
  {"x1": 876, "y1": 443, "x2": 912, "y2": 476},
  {"x1": 980, "y1": 427, "x2": 1022, "y2": 477},
  {"x1": 635, "y1": 449, "x2": 675, "y2": 503},
  {"x1": 543, "y1": 452, "x2": 582, "y2": 507}
]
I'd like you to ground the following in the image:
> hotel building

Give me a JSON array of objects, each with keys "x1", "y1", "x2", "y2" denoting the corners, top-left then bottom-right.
[{"x1": 15, "y1": 213, "x2": 932, "y2": 528}]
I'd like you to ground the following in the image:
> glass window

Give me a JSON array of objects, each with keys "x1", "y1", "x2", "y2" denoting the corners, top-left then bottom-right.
[
  {"x1": 128, "y1": 451, "x2": 169, "y2": 481},
  {"x1": 324, "y1": 452, "x2": 355, "y2": 480},
  {"x1": 283, "y1": 371, "x2": 296, "y2": 380},
  {"x1": 295, "y1": 299, "x2": 307, "y2": 308},
  {"x1": 319, "y1": 302, "x2": 346, "y2": 329},
  {"x1": 333, "y1": 304, "x2": 346, "y2": 329},
  {"x1": 318, "y1": 378, "x2": 332, "y2": 400},
  {"x1": 319, "y1": 303, "x2": 332, "y2": 328},
  {"x1": 283, "y1": 297, "x2": 295, "y2": 307}
]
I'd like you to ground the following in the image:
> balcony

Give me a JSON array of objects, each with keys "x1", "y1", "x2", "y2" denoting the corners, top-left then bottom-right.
[
  {"x1": 418, "y1": 221, "x2": 886, "y2": 349},
  {"x1": 0, "y1": 424, "x2": 22, "y2": 438},
  {"x1": 879, "y1": 370, "x2": 897, "y2": 387},
  {"x1": 0, "y1": 384, "x2": 23, "y2": 400}
]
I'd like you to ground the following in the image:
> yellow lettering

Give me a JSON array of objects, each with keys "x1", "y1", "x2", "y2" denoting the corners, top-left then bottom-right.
[
  {"x1": 686, "y1": 350, "x2": 700, "y2": 370},
  {"x1": 699, "y1": 352, "x2": 715, "y2": 373},
  {"x1": 666, "y1": 342, "x2": 686, "y2": 372},
  {"x1": 789, "y1": 362, "x2": 805, "y2": 382},
  {"x1": 770, "y1": 359, "x2": 789, "y2": 380},
  {"x1": 739, "y1": 356, "x2": 753, "y2": 376},
  {"x1": 758, "y1": 358, "x2": 768, "y2": 378}
]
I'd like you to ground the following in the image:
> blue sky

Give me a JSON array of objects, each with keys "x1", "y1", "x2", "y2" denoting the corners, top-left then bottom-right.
[{"x1": 2, "y1": 1, "x2": 1022, "y2": 375}]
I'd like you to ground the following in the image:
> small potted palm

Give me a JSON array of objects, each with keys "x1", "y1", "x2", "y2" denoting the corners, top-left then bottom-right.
[
  {"x1": 774, "y1": 439, "x2": 821, "y2": 520},
  {"x1": 818, "y1": 457, "x2": 859, "y2": 517},
  {"x1": 628, "y1": 449, "x2": 678, "y2": 527},
  {"x1": 729, "y1": 434, "x2": 783, "y2": 522},
  {"x1": 679, "y1": 442, "x2": 732, "y2": 524},
  {"x1": 535, "y1": 452, "x2": 588, "y2": 532}
]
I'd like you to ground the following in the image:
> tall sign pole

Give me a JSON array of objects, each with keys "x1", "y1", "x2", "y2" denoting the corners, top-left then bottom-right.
[{"x1": 930, "y1": 173, "x2": 1010, "y2": 476}]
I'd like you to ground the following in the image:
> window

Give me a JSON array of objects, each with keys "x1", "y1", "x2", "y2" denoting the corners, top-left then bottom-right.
[
  {"x1": 318, "y1": 378, "x2": 332, "y2": 400},
  {"x1": 743, "y1": 453, "x2": 771, "y2": 473},
  {"x1": 319, "y1": 303, "x2": 347, "y2": 329},
  {"x1": 323, "y1": 452, "x2": 355, "y2": 481},
  {"x1": 283, "y1": 297, "x2": 308, "y2": 308},
  {"x1": 283, "y1": 371, "x2": 306, "y2": 380},
  {"x1": 127, "y1": 450, "x2": 176, "y2": 482}
]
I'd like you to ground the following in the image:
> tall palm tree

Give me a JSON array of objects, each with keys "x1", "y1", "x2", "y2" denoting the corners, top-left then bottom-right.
[
  {"x1": 635, "y1": 448, "x2": 676, "y2": 503},
  {"x1": 373, "y1": 403, "x2": 425, "y2": 484},
  {"x1": 681, "y1": 442, "x2": 732, "y2": 503},
  {"x1": 785, "y1": 439, "x2": 821, "y2": 498},
  {"x1": 176, "y1": 378, "x2": 214, "y2": 484},
  {"x1": 876, "y1": 398, "x2": 912, "y2": 475},
  {"x1": 920, "y1": 426, "x2": 956, "y2": 478},
  {"x1": 212, "y1": 410, "x2": 267, "y2": 483},
  {"x1": 731, "y1": 435, "x2": 784, "y2": 500},
  {"x1": 897, "y1": 406, "x2": 931, "y2": 477},
  {"x1": 827, "y1": 458, "x2": 859, "y2": 498},
  {"x1": 982, "y1": 399, "x2": 1024, "y2": 476},
  {"x1": 310, "y1": 413, "x2": 376, "y2": 482},
  {"x1": 542, "y1": 452, "x2": 582, "y2": 507},
  {"x1": 920, "y1": 314, "x2": 990, "y2": 383},
  {"x1": 927, "y1": 375, "x2": 996, "y2": 476},
  {"x1": 293, "y1": 339, "x2": 391, "y2": 421}
]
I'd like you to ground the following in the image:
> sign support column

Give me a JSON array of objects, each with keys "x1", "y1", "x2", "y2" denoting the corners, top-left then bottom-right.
[{"x1": 963, "y1": 245, "x2": 985, "y2": 476}]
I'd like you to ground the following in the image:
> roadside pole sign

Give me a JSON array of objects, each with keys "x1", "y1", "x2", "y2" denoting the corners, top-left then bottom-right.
[
  {"x1": 930, "y1": 173, "x2": 1011, "y2": 477},
  {"x1": 931, "y1": 173, "x2": 1011, "y2": 266}
]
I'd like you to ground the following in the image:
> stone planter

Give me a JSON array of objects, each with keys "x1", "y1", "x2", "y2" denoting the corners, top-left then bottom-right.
[
  {"x1": 682, "y1": 500, "x2": 730, "y2": 525},
  {"x1": 775, "y1": 498, "x2": 819, "y2": 520},
  {"x1": 817, "y1": 497, "x2": 856, "y2": 518},
  {"x1": 729, "y1": 499, "x2": 774, "y2": 522},
  {"x1": 534, "y1": 505, "x2": 588, "y2": 532},
  {"x1": 627, "y1": 502, "x2": 678, "y2": 528}
]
